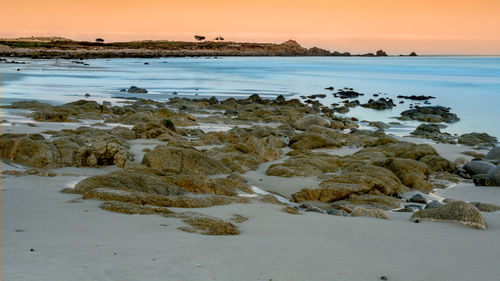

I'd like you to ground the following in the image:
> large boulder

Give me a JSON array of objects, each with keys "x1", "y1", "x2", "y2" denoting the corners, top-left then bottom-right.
[
  {"x1": 411, "y1": 201, "x2": 487, "y2": 230},
  {"x1": 382, "y1": 158, "x2": 433, "y2": 191},
  {"x1": 75, "y1": 170, "x2": 184, "y2": 196},
  {"x1": 294, "y1": 115, "x2": 331, "y2": 131},
  {"x1": 266, "y1": 152, "x2": 343, "y2": 178},
  {"x1": 142, "y1": 146, "x2": 230, "y2": 175},
  {"x1": 487, "y1": 165, "x2": 500, "y2": 186},
  {"x1": 486, "y1": 147, "x2": 500, "y2": 161},
  {"x1": 463, "y1": 161, "x2": 495, "y2": 176},
  {"x1": 0, "y1": 134, "x2": 60, "y2": 168}
]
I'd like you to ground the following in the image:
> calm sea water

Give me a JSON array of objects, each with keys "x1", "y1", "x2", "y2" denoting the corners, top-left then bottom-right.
[{"x1": 1, "y1": 56, "x2": 500, "y2": 138}]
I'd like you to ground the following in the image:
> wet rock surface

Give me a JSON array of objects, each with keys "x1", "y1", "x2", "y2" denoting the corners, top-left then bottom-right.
[
  {"x1": 399, "y1": 106, "x2": 460, "y2": 123},
  {"x1": 411, "y1": 201, "x2": 488, "y2": 230}
]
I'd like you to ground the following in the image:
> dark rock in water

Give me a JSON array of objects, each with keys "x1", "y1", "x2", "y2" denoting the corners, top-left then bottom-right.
[
  {"x1": 470, "y1": 202, "x2": 500, "y2": 212},
  {"x1": 458, "y1": 133, "x2": 497, "y2": 148},
  {"x1": 324, "y1": 86, "x2": 334, "y2": 90},
  {"x1": 376, "y1": 50, "x2": 388, "y2": 56},
  {"x1": 409, "y1": 194, "x2": 427, "y2": 204},
  {"x1": 409, "y1": 52, "x2": 418, "y2": 56},
  {"x1": 336, "y1": 89, "x2": 363, "y2": 99},
  {"x1": 343, "y1": 100, "x2": 360, "y2": 108},
  {"x1": 102, "y1": 101, "x2": 111, "y2": 106},
  {"x1": 486, "y1": 147, "x2": 500, "y2": 161},
  {"x1": 396, "y1": 205, "x2": 421, "y2": 212},
  {"x1": 410, "y1": 123, "x2": 456, "y2": 145},
  {"x1": 307, "y1": 94, "x2": 327, "y2": 99},
  {"x1": 361, "y1": 98, "x2": 396, "y2": 110},
  {"x1": 373, "y1": 94, "x2": 379, "y2": 97},
  {"x1": 411, "y1": 201, "x2": 488, "y2": 230},
  {"x1": 487, "y1": 165, "x2": 500, "y2": 186},
  {"x1": 399, "y1": 106, "x2": 459, "y2": 123},
  {"x1": 84, "y1": 93, "x2": 91, "y2": 97},
  {"x1": 208, "y1": 96, "x2": 219, "y2": 105},
  {"x1": 425, "y1": 200, "x2": 444, "y2": 209},
  {"x1": 127, "y1": 86, "x2": 148, "y2": 93},
  {"x1": 397, "y1": 95, "x2": 435, "y2": 101},
  {"x1": 464, "y1": 161, "x2": 495, "y2": 176}
]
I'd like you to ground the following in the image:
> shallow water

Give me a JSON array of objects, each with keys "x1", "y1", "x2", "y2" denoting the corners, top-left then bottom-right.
[{"x1": 1, "y1": 56, "x2": 499, "y2": 137}]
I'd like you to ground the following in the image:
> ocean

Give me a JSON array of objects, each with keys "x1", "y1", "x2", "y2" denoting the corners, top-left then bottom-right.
[{"x1": 1, "y1": 56, "x2": 500, "y2": 138}]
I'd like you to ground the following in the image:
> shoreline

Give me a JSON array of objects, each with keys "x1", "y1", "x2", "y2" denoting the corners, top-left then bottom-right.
[{"x1": 2, "y1": 59, "x2": 500, "y2": 281}]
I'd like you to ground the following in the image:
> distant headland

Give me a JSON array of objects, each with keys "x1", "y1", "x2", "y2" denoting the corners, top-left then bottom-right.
[{"x1": 0, "y1": 36, "x2": 417, "y2": 59}]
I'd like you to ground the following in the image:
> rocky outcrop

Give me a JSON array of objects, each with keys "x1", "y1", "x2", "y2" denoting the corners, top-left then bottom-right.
[
  {"x1": 352, "y1": 207, "x2": 389, "y2": 219},
  {"x1": 458, "y1": 133, "x2": 497, "y2": 148},
  {"x1": 411, "y1": 201, "x2": 488, "y2": 230},
  {"x1": 410, "y1": 124, "x2": 455, "y2": 144},
  {"x1": 361, "y1": 98, "x2": 396, "y2": 110},
  {"x1": 399, "y1": 106, "x2": 460, "y2": 123},
  {"x1": 0, "y1": 134, "x2": 60, "y2": 168},
  {"x1": 142, "y1": 146, "x2": 230, "y2": 175},
  {"x1": 75, "y1": 170, "x2": 185, "y2": 195}
]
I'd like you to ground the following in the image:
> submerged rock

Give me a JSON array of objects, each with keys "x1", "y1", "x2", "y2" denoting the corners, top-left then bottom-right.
[
  {"x1": 411, "y1": 201, "x2": 488, "y2": 230},
  {"x1": 361, "y1": 98, "x2": 396, "y2": 110},
  {"x1": 126, "y1": 86, "x2": 148, "y2": 93}
]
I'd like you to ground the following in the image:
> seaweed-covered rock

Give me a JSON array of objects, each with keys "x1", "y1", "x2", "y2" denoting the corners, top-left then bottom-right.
[
  {"x1": 382, "y1": 158, "x2": 433, "y2": 191},
  {"x1": 469, "y1": 202, "x2": 500, "y2": 212},
  {"x1": 75, "y1": 170, "x2": 185, "y2": 195},
  {"x1": 458, "y1": 133, "x2": 497, "y2": 148},
  {"x1": 410, "y1": 124, "x2": 455, "y2": 143},
  {"x1": 411, "y1": 201, "x2": 487, "y2": 230},
  {"x1": 142, "y1": 146, "x2": 230, "y2": 175},
  {"x1": 0, "y1": 134, "x2": 60, "y2": 168}
]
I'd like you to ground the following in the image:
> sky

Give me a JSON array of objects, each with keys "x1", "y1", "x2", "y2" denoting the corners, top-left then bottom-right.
[{"x1": 1, "y1": 0, "x2": 499, "y2": 55}]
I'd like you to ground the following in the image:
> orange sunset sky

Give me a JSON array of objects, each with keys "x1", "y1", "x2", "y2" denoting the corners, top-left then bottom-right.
[{"x1": 1, "y1": 0, "x2": 499, "y2": 55}]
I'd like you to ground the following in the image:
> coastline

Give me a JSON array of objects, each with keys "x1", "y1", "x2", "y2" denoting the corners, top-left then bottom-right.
[{"x1": 2, "y1": 58, "x2": 500, "y2": 281}]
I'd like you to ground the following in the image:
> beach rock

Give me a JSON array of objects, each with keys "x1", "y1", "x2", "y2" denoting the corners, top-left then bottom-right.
[
  {"x1": 425, "y1": 200, "x2": 444, "y2": 209},
  {"x1": 142, "y1": 146, "x2": 230, "y2": 175},
  {"x1": 352, "y1": 207, "x2": 389, "y2": 219},
  {"x1": 331, "y1": 193, "x2": 401, "y2": 210},
  {"x1": 294, "y1": 115, "x2": 331, "y2": 131},
  {"x1": 0, "y1": 134, "x2": 60, "y2": 168},
  {"x1": 181, "y1": 217, "x2": 239, "y2": 235},
  {"x1": 399, "y1": 106, "x2": 459, "y2": 123},
  {"x1": 458, "y1": 133, "x2": 497, "y2": 148},
  {"x1": 397, "y1": 95, "x2": 434, "y2": 101},
  {"x1": 486, "y1": 165, "x2": 500, "y2": 186},
  {"x1": 361, "y1": 98, "x2": 396, "y2": 110},
  {"x1": 382, "y1": 158, "x2": 433, "y2": 191},
  {"x1": 75, "y1": 170, "x2": 185, "y2": 196},
  {"x1": 472, "y1": 174, "x2": 493, "y2": 186},
  {"x1": 267, "y1": 152, "x2": 343, "y2": 178},
  {"x1": 419, "y1": 155, "x2": 455, "y2": 173},
  {"x1": 486, "y1": 147, "x2": 500, "y2": 161},
  {"x1": 368, "y1": 121, "x2": 389, "y2": 130},
  {"x1": 410, "y1": 124, "x2": 455, "y2": 143},
  {"x1": 409, "y1": 194, "x2": 427, "y2": 204},
  {"x1": 463, "y1": 161, "x2": 495, "y2": 176},
  {"x1": 288, "y1": 132, "x2": 340, "y2": 150},
  {"x1": 327, "y1": 209, "x2": 349, "y2": 216},
  {"x1": 336, "y1": 89, "x2": 363, "y2": 99},
  {"x1": 282, "y1": 206, "x2": 301, "y2": 215},
  {"x1": 127, "y1": 86, "x2": 148, "y2": 93},
  {"x1": 291, "y1": 183, "x2": 370, "y2": 203},
  {"x1": 469, "y1": 202, "x2": 500, "y2": 212},
  {"x1": 411, "y1": 201, "x2": 487, "y2": 230}
]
